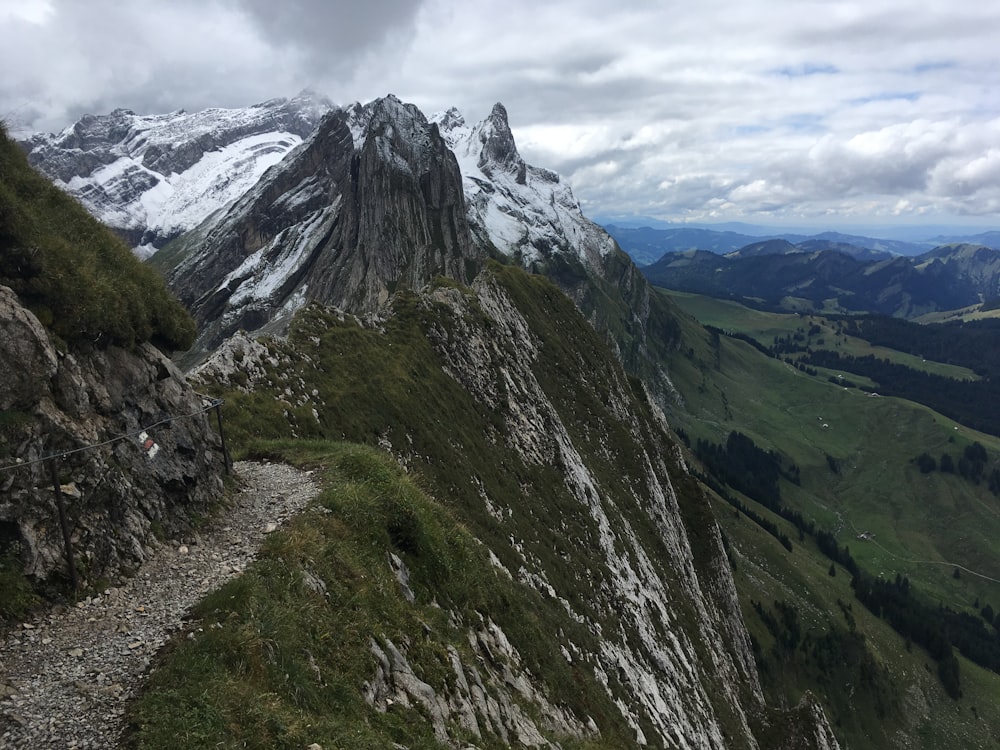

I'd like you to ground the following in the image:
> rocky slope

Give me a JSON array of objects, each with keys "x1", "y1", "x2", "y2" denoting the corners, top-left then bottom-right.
[
  {"x1": 1, "y1": 123, "x2": 226, "y2": 595},
  {"x1": 0, "y1": 285, "x2": 226, "y2": 588},
  {"x1": 186, "y1": 263, "x2": 840, "y2": 748},
  {"x1": 20, "y1": 91, "x2": 331, "y2": 256}
]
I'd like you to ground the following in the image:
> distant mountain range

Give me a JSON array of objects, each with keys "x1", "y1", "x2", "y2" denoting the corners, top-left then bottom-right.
[
  {"x1": 641, "y1": 242, "x2": 1000, "y2": 317},
  {"x1": 598, "y1": 216, "x2": 1000, "y2": 251},
  {"x1": 602, "y1": 224, "x2": 948, "y2": 265}
]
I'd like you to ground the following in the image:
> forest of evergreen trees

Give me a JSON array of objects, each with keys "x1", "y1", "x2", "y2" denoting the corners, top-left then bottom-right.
[
  {"x1": 689, "y1": 429, "x2": 1000, "y2": 698},
  {"x1": 844, "y1": 315, "x2": 1000, "y2": 379}
]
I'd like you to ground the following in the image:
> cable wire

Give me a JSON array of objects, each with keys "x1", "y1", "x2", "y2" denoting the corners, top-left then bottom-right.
[{"x1": 0, "y1": 399, "x2": 224, "y2": 474}]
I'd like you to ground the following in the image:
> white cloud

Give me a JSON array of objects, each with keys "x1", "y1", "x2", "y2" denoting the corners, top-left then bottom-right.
[{"x1": 3, "y1": 0, "x2": 1000, "y2": 226}]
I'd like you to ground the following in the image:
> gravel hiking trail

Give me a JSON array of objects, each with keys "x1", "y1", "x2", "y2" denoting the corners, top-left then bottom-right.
[{"x1": 0, "y1": 461, "x2": 320, "y2": 748}]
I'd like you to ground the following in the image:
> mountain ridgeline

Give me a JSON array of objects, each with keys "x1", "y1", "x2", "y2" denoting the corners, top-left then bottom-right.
[
  {"x1": 639, "y1": 239, "x2": 1000, "y2": 318},
  {"x1": 12, "y1": 96, "x2": 854, "y2": 747}
]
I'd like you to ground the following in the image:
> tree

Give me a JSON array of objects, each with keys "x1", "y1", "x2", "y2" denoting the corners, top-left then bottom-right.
[
  {"x1": 941, "y1": 453, "x2": 955, "y2": 473},
  {"x1": 938, "y1": 647, "x2": 962, "y2": 700},
  {"x1": 829, "y1": 563, "x2": 836, "y2": 577},
  {"x1": 916, "y1": 452, "x2": 937, "y2": 473},
  {"x1": 982, "y1": 604, "x2": 995, "y2": 626}
]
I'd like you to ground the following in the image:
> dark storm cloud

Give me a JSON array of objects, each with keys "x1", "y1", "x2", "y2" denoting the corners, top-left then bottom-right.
[{"x1": 236, "y1": 0, "x2": 423, "y2": 61}]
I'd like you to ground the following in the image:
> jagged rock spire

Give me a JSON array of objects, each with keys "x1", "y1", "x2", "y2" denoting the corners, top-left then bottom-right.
[{"x1": 476, "y1": 103, "x2": 527, "y2": 184}]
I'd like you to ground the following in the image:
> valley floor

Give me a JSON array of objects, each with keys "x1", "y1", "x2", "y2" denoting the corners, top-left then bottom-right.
[{"x1": 0, "y1": 462, "x2": 318, "y2": 748}]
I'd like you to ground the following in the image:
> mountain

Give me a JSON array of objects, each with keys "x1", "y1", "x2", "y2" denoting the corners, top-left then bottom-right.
[
  {"x1": 434, "y1": 104, "x2": 616, "y2": 271},
  {"x1": 604, "y1": 225, "x2": 764, "y2": 264},
  {"x1": 915, "y1": 243, "x2": 1000, "y2": 290},
  {"x1": 47, "y1": 94, "x2": 839, "y2": 746},
  {"x1": 727, "y1": 238, "x2": 801, "y2": 258},
  {"x1": 171, "y1": 263, "x2": 840, "y2": 749},
  {"x1": 152, "y1": 95, "x2": 480, "y2": 363},
  {"x1": 150, "y1": 95, "x2": 677, "y2": 387},
  {"x1": 20, "y1": 90, "x2": 331, "y2": 256},
  {"x1": 599, "y1": 217, "x2": 999, "y2": 249},
  {"x1": 642, "y1": 244, "x2": 1000, "y2": 317},
  {"x1": 14, "y1": 93, "x2": 866, "y2": 746},
  {"x1": 604, "y1": 224, "x2": 922, "y2": 265},
  {"x1": 929, "y1": 230, "x2": 1000, "y2": 248}
]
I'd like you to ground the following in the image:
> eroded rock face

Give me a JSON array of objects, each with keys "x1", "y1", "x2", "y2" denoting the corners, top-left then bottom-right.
[
  {"x1": 167, "y1": 95, "x2": 481, "y2": 364},
  {"x1": 364, "y1": 617, "x2": 598, "y2": 748},
  {"x1": 0, "y1": 286, "x2": 225, "y2": 585}
]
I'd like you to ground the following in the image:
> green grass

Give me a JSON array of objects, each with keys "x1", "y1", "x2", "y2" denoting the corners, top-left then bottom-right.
[
  {"x1": 660, "y1": 286, "x2": 1000, "y2": 748},
  {"x1": 126, "y1": 441, "x2": 626, "y2": 749}
]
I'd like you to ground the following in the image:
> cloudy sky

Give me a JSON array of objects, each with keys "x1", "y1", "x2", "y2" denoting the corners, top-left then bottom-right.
[{"x1": 2, "y1": 0, "x2": 999, "y2": 229}]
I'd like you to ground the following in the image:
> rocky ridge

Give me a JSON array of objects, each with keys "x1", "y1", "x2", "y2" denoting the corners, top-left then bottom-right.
[
  {"x1": 0, "y1": 461, "x2": 319, "y2": 748},
  {"x1": 192, "y1": 266, "x2": 840, "y2": 747},
  {"x1": 163, "y1": 94, "x2": 480, "y2": 364}
]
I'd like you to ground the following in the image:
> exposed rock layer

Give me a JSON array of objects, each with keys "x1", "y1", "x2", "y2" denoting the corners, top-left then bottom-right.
[
  {"x1": 167, "y1": 95, "x2": 480, "y2": 362},
  {"x1": 0, "y1": 286, "x2": 225, "y2": 585}
]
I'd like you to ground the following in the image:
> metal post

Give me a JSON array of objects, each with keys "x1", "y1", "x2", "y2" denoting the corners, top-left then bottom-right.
[
  {"x1": 214, "y1": 399, "x2": 231, "y2": 474},
  {"x1": 47, "y1": 457, "x2": 79, "y2": 593}
]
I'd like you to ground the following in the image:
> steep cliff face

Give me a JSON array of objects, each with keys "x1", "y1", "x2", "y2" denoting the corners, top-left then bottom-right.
[
  {"x1": 165, "y1": 95, "x2": 480, "y2": 363},
  {"x1": 20, "y1": 91, "x2": 330, "y2": 255},
  {"x1": 191, "y1": 264, "x2": 839, "y2": 748},
  {"x1": 0, "y1": 285, "x2": 225, "y2": 586}
]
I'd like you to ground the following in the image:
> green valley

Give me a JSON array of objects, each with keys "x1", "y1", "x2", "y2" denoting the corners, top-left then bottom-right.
[{"x1": 659, "y1": 288, "x2": 1000, "y2": 747}]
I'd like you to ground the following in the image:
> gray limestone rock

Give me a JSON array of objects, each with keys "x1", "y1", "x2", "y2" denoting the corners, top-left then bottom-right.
[{"x1": 0, "y1": 285, "x2": 226, "y2": 586}]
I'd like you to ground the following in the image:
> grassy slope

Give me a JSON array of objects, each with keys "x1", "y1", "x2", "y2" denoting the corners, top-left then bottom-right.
[
  {"x1": 668, "y1": 290, "x2": 979, "y2": 381},
  {"x1": 127, "y1": 440, "x2": 615, "y2": 749},
  {"x1": 132, "y1": 265, "x2": 766, "y2": 747},
  {"x1": 0, "y1": 125, "x2": 194, "y2": 352},
  {"x1": 660, "y1": 289, "x2": 1000, "y2": 748}
]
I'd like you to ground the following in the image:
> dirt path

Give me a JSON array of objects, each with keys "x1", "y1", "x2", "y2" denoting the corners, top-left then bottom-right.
[{"x1": 0, "y1": 461, "x2": 320, "y2": 749}]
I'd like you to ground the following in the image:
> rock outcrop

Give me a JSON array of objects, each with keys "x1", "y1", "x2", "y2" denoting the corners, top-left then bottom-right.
[
  {"x1": 0, "y1": 286, "x2": 226, "y2": 586},
  {"x1": 165, "y1": 95, "x2": 481, "y2": 363}
]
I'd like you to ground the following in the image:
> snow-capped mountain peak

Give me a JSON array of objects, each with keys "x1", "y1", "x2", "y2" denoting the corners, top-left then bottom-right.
[
  {"x1": 22, "y1": 91, "x2": 333, "y2": 256},
  {"x1": 432, "y1": 102, "x2": 614, "y2": 268}
]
